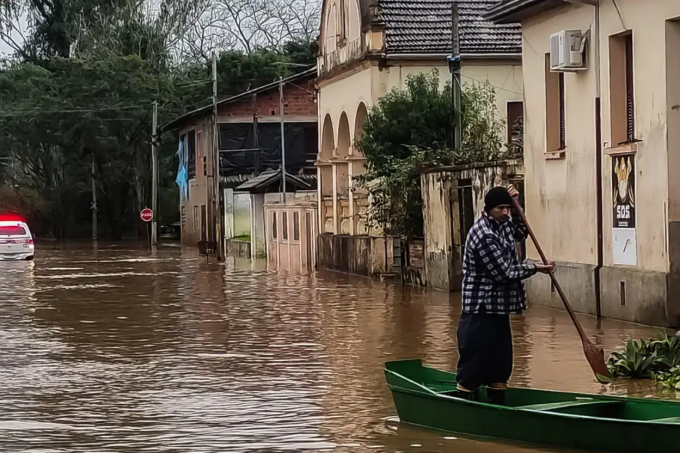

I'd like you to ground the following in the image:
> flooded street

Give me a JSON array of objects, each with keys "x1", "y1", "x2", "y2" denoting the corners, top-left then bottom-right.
[{"x1": 0, "y1": 243, "x2": 672, "y2": 452}]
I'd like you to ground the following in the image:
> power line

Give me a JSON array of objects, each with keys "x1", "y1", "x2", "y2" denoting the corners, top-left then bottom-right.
[
  {"x1": 0, "y1": 104, "x2": 153, "y2": 117},
  {"x1": 460, "y1": 74, "x2": 523, "y2": 96},
  {"x1": 523, "y1": 35, "x2": 540, "y2": 57},
  {"x1": 612, "y1": 0, "x2": 627, "y2": 30}
]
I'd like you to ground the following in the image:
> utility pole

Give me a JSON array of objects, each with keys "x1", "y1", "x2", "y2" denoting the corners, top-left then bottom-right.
[
  {"x1": 279, "y1": 75, "x2": 287, "y2": 203},
  {"x1": 91, "y1": 153, "x2": 97, "y2": 242},
  {"x1": 252, "y1": 93, "x2": 260, "y2": 176},
  {"x1": 212, "y1": 53, "x2": 223, "y2": 260},
  {"x1": 151, "y1": 100, "x2": 158, "y2": 247},
  {"x1": 450, "y1": 4, "x2": 462, "y2": 152}
]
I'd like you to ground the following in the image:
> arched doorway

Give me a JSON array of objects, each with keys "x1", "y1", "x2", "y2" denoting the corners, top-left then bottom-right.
[
  {"x1": 320, "y1": 114, "x2": 335, "y2": 198},
  {"x1": 352, "y1": 102, "x2": 368, "y2": 156},
  {"x1": 320, "y1": 114, "x2": 335, "y2": 163},
  {"x1": 319, "y1": 114, "x2": 335, "y2": 234},
  {"x1": 336, "y1": 112, "x2": 351, "y2": 234}
]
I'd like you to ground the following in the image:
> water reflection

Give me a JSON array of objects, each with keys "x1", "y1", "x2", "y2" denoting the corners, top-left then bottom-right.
[{"x1": 0, "y1": 243, "x2": 671, "y2": 452}]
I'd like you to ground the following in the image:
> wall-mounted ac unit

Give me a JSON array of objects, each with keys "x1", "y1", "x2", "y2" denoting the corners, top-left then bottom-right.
[{"x1": 550, "y1": 30, "x2": 587, "y2": 71}]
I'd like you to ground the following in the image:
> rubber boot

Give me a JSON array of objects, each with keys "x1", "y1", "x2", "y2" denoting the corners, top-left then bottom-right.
[{"x1": 487, "y1": 388, "x2": 506, "y2": 406}]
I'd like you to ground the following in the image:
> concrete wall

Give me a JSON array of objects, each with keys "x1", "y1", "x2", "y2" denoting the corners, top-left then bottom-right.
[
  {"x1": 421, "y1": 171, "x2": 459, "y2": 292},
  {"x1": 519, "y1": 1, "x2": 680, "y2": 326},
  {"x1": 454, "y1": 161, "x2": 524, "y2": 221},
  {"x1": 421, "y1": 161, "x2": 524, "y2": 292}
]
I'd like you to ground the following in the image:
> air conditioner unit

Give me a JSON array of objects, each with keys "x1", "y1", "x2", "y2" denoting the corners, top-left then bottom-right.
[{"x1": 550, "y1": 30, "x2": 586, "y2": 71}]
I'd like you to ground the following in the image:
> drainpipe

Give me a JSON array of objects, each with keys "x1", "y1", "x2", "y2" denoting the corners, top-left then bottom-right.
[{"x1": 594, "y1": 0, "x2": 604, "y2": 319}]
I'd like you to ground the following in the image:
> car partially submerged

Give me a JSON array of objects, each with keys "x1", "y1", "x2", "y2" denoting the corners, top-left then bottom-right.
[{"x1": 0, "y1": 214, "x2": 35, "y2": 261}]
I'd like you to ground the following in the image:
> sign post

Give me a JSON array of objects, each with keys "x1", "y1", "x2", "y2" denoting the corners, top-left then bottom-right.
[
  {"x1": 140, "y1": 207, "x2": 154, "y2": 223},
  {"x1": 141, "y1": 208, "x2": 154, "y2": 249}
]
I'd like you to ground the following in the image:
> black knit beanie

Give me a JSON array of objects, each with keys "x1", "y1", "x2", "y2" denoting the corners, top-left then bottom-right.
[{"x1": 484, "y1": 186, "x2": 513, "y2": 212}]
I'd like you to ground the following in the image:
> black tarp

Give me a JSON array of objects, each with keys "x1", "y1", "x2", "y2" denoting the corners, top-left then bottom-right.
[{"x1": 219, "y1": 123, "x2": 312, "y2": 177}]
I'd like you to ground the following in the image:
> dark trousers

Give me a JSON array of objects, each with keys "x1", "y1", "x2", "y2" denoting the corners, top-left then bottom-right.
[{"x1": 456, "y1": 310, "x2": 513, "y2": 391}]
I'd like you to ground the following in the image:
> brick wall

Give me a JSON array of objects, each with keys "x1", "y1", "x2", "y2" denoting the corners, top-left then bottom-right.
[{"x1": 218, "y1": 77, "x2": 316, "y2": 118}]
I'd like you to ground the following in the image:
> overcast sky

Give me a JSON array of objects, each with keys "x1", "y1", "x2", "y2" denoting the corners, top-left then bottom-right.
[{"x1": 0, "y1": 16, "x2": 28, "y2": 56}]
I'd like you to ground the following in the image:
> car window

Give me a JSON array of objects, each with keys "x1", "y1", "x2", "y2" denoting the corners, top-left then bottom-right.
[{"x1": 0, "y1": 226, "x2": 27, "y2": 236}]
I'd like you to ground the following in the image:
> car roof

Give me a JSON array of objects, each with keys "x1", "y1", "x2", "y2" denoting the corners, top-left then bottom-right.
[{"x1": 0, "y1": 221, "x2": 31, "y2": 230}]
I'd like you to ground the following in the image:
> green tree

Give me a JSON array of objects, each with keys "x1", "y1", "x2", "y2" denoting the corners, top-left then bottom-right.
[
  {"x1": 0, "y1": 0, "x2": 319, "y2": 240},
  {"x1": 356, "y1": 69, "x2": 510, "y2": 239}
]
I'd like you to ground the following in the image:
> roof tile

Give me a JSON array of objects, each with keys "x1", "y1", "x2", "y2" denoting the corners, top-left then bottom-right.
[{"x1": 378, "y1": 0, "x2": 521, "y2": 55}]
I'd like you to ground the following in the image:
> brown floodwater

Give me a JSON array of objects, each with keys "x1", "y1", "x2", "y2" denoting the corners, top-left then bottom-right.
[{"x1": 0, "y1": 243, "x2": 674, "y2": 452}]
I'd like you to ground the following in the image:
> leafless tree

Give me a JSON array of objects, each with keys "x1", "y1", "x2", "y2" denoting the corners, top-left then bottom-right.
[
  {"x1": 178, "y1": 0, "x2": 320, "y2": 62},
  {"x1": 0, "y1": 0, "x2": 321, "y2": 64},
  {"x1": 178, "y1": 1, "x2": 233, "y2": 63}
]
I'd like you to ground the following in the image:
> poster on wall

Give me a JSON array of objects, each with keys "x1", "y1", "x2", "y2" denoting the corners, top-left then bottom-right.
[{"x1": 612, "y1": 155, "x2": 637, "y2": 266}]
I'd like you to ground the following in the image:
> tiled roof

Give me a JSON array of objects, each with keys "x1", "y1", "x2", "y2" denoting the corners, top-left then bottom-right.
[
  {"x1": 235, "y1": 170, "x2": 313, "y2": 192},
  {"x1": 378, "y1": 0, "x2": 521, "y2": 55},
  {"x1": 224, "y1": 172, "x2": 317, "y2": 190}
]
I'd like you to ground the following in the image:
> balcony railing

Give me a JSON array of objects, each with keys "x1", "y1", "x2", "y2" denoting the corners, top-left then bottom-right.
[{"x1": 319, "y1": 37, "x2": 365, "y2": 74}]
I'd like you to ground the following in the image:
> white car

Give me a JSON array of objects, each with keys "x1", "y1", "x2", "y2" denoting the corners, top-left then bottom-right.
[{"x1": 0, "y1": 214, "x2": 35, "y2": 260}]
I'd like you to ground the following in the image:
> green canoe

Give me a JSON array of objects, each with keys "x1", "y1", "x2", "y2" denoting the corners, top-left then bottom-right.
[{"x1": 385, "y1": 359, "x2": 680, "y2": 453}]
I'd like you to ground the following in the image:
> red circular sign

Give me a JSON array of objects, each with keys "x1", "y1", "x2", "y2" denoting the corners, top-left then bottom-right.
[{"x1": 140, "y1": 208, "x2": 154, "y2": 222}]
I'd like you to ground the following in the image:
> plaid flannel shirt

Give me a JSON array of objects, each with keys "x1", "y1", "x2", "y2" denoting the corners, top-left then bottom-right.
[{"x1": 461, "y1": 210, "x2": 538, "y2": 315}]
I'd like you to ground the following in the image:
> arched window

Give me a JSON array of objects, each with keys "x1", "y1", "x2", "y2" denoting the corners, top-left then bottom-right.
[{"x1": 337, "y1": 0, "x2": 347, "y2": 44}]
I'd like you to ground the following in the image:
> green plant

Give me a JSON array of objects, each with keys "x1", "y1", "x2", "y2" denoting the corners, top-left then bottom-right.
[
  {"x1": 458, "y1": 80, "x2": 505, "y2": 164},
  {"x1": 607, "y1": 339, "x2": 657, "y2": 378},
  {"x1": 650, "y1": 332, "x2": 680, "y2": 368},
  {"x1": 607, "y1": 332, "x2": 680, "y2": 381},
  {"x1": 655, "y1": 367, "x2": 680, "y2": 390},
  {"x1": 355, "y1": 146, "x2": 453, "y2": 239}
]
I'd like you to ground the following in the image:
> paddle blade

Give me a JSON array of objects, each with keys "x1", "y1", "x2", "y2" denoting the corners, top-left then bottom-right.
[{"x1": 583, "y1": 341, "x2": 612, "y2": 384}]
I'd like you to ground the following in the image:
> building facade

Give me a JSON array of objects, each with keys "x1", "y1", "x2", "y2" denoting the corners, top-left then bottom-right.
[
  {"x1": 487, "y1": 0, "x2": 680, "y2": 327},
  {"x1": 163, "y1": 70, "x2": 318, "y2": 250},
  {"x1": 421, "y1": 160, "x2": 525, "y2": 291},
  {"x1": 316, "y1": 0, "x2": 525, "y2": 277}
]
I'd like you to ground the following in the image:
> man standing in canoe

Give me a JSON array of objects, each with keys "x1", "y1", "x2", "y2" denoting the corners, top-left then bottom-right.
[{"x1": 456, "y1": 185, "x2": 554, "y2": 405}]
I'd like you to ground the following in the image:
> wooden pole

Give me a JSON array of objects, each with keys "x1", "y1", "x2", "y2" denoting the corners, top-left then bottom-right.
[
  {"x1": 212, "y1": 53, "x2": 223, "y2": 260},
  {"x1": 252, "y1": 93, "x2": 260, "y2": 176},
  {"x1": 279, "y1": 76, "x2": 287, "y2": 203},
  {"x1": 151, "y1": 100, "x2": 158, "y2": 247},
  {"x1": 91, "y1": 153, "x2": 97, "y2": 242}
]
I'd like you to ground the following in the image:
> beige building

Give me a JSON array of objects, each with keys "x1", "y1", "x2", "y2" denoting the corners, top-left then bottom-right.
[
  {"x1": 316, "y1": 0, "x2": 524, "y2": 276},
  {"x1": 486, "y1": 0, "x2": 680, "y2": 327}
]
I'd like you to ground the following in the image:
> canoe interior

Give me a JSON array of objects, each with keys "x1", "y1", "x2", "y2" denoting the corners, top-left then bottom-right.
[{"x1": 385, "y1": 359, "x2": 680, "y2": 423}]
